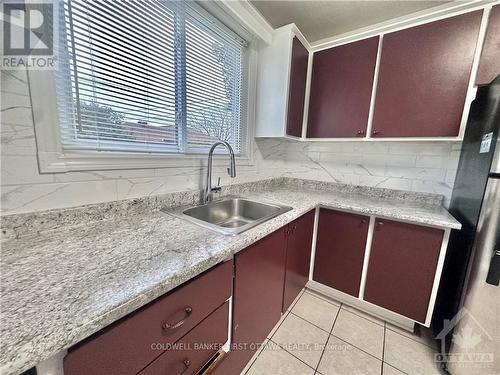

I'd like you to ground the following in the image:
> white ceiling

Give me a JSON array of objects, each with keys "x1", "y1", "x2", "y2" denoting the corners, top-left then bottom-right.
[{"x1": 250, "y1": 1, "x2": 449, "y2": 42}]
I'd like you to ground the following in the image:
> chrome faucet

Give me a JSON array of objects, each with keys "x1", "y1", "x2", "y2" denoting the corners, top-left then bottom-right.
[{"x1": 203, "y1": 141, "x2": 236, "y2": 203}]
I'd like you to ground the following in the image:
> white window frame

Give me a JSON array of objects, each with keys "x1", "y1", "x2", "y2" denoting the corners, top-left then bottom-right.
[{"x1": 29, "y1": 1, "x2": 265, "y2": 173}]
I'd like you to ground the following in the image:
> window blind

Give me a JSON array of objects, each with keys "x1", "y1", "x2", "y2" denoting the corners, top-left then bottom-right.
[{"x1": 55, "y1": 0, "x2": 247, "y2": 155}]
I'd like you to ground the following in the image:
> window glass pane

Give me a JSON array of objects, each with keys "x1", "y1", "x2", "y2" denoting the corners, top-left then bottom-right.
[{"x1": 185, "y1": 16, "x2": 243, "y2": 153}]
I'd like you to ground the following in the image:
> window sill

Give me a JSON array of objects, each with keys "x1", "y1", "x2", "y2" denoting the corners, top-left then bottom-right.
[{"x1": 38, "y1": 149, "x2": 254, "y2": 173}]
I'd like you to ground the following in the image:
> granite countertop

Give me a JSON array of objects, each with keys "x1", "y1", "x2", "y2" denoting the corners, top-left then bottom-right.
[{"x1": 0, "y1": 178, "x2": 461, "y2": 375}]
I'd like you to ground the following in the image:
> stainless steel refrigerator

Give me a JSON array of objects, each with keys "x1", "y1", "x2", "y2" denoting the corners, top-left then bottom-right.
[{"x1": 432, "y1": 75, "x2": 500, "y2": 354}]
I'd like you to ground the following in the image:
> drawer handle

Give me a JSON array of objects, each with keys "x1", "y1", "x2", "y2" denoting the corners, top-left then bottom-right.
[
  {"x1": 177, "y1": 359, "x2": 191, "y2": 375},
  {"x1": 162, "y1": 307, "x2": 192, "y2": 331},
  {"x1": 372, "y1": 130, "x2": 381, "y2": 136},
  {"x1": 377, "y1": 221, "x2": 384, "y2": 227}
]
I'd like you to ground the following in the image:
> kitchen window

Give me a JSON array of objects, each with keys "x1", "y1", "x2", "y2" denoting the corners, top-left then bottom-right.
[{"x1": 53, "y1": 0, "x2": 248, "y2": 158}]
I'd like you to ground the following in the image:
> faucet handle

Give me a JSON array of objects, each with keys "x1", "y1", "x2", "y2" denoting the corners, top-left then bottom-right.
[{"x1": 211, "y1": 177, "x2": 222, "y2": 195}]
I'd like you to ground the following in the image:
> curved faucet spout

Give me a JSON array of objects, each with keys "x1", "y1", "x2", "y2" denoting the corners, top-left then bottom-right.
[{"x1": 204, "y1": 141, "x2": 236, "y2": 203}]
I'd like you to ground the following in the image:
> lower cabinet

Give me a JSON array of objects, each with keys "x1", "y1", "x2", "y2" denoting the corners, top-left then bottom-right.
[
  {"x1": 313, "y1": 209, "x2": 369, "y2": 297},
  {"x1": 216, "y1": 228, "x2": 287, "y2": 374},
  {"x1": 217, "y1": 210, "x2": 315, "y2": 374},
  {"x1": 363, "y1": 219, "x2": 444, "y2": 323},
  {"x1": 311, "y1": 208, "x2": 446, "y2": 325},
  {"x1": 282, "y1": 210, "x2": 315, "y2": 311},
  {"x1": 138, "y1": 301, "x2": 229, "y2": 375},
  {"x1": 64, "y1": 261, "x2": 232, "y2": 375}
]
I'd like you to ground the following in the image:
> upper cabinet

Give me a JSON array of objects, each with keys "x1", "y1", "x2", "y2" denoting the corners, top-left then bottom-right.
[
  {"x1": 476, "y1": 5, "x2": 500, "y2": 86},
  {"x1": 256, "y1": 6, "x2": 493, "y2": 141},
  {"x1": 255, "y1": 24, "x2": 310, "y2": 138},
  {"x1": 371, "y1": 11, "x2": 482, "y2": 138},
  {"x1": 287, "y1": 37, "x2": 310, "y2": 137},
  {"x1": 307, "y1": 37, "x2": 379, "y2": 138}
]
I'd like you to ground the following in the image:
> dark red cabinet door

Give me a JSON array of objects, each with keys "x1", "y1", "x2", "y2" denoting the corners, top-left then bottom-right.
[
  {"x1": 283, "y1": 210, "x2": 315, "y2": 312},
  {"x1": 372, "y1": 11, "x2": 482, "y2": 137},
  {"x1": 286, "y1": 37, "x2": 309, "y2": 137},
  {"x1": 216, "y1": 229, "x2": 286, "y2": 374},
  {"x1": 313, "y1": 209, "x2": 369, "y2": 297},
  {"x1": 476, "y1": 5, "x2": 500, "y2": 85},
  {"x1": 307, "y1": 37, "x2": 379, "y2": 138},
  {"x1": 364, "y1": 219, "x2": 444, "y2": 323}
]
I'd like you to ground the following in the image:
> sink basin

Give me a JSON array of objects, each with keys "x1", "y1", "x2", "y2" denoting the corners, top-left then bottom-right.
[{"x1": 163, "y1": 197, "x2": 292, "y2": 235}]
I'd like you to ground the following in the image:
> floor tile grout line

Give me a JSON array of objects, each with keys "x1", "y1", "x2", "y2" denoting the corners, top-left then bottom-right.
[
  {"x1": 270, "y1": 311, "x2": 330, "y2": 369},
  {"x1": 268, "y1": 288, "x2": 309, "y2": 342},
  {"x1": 245, "y1": 291, "x2": 303, "y2": 375},
  {"x1": 314, "y1": 302, "x2": 342, "y2": 373},
  {"x1": 340, "y1": 305, "x2": 385, "y2": 327},
  {"x1": 268, "y1": 338, "x2": 319, "y2": 372},
  {"x1": 329, "y1": 333, "x2": 384, "y2": 363},
  {"x1": 268, "y1": 310, "x2": 290, "y2": 341},
  {"x1": 268, "y1": 290, "x2": 338, "y2": 374},
  {"x1": 244, "y1": 335, "x2": 275, "y2": 375},
  {"x1": 289, "y1": 289, "x2": 307, "y2": 310},
  {"x1": 289, "y1": 310, "x2": 336, "y2": 335},
  {"x1": 381, "y1": 322, "x2": 387, "y2": 375},
  {"x1": 385, "y1": 325, "x2": 437, "y2": 350},
  {"x1": 382, "y1": 361, "x2": 410, "y2": 375},
  {"x1": 251, "y1": 288, "x2": 431, "y2": 375},
  {"x1": 288, "y1": 292, "x2": 386, "y2": 364},
  {"x1": 331, "y1": 308, "x2": 385, "y2": 361},
  {"x1": 268, "y1": 287, "x2": 306, "y2": 341}
]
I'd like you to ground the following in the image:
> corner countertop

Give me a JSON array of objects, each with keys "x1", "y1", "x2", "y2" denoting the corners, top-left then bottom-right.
[{"x1": 0, "y1": 179, "x2": 460, "y2": 375}]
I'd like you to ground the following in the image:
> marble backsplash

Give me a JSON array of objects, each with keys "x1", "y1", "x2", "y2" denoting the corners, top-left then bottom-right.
[
  {"x1": 1, "y1": 68, "x2": 460, "y2": 215},
  {"x1": 282, "y1": 139, "x2": 461, "y2": 205},
  {"x1": 1, "y1": 177, "x2": 445, "y2": 241}
]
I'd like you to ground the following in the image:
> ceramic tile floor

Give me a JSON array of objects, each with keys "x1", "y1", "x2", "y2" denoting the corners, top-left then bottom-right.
[{"x1": 243, "y1": 289, "x2": 445, "y2": 375}]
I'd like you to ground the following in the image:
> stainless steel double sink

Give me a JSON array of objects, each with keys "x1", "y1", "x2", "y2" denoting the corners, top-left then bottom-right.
[{"x1": 162, "y1": 197, "x2": 292, "y2": 235}]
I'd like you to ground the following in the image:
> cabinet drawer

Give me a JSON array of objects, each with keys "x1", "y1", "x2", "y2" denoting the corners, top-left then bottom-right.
[
  {"x1": 139, "y1": 301, "x2": 229, "y2": 375},
  {"x1": 64, "y1": 261, "x2": 232, "y2": 375}
]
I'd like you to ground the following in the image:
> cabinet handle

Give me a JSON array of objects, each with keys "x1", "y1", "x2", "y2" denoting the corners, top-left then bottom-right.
[
  {"x1": 162, "y1": 307, "x2": 192, "y2": 331},
  {"x1": 292, "y1": 225, "x2": 297, "y2": 233},
  {"x1": 177, "y1": 359, "x2": 191, "y2": 375},
  {"x1": 357, "y1": 130, "x2": 366, "y2": 136},
  {"x1": 377, "y1": 221, "x2": 384, "y2": 228},
  {"x1": 361, "y1": 219, "x2": 367, "y2": 224},
  {"x1": 372, "y1": 130, "x2": 381, "y2": 136}
]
